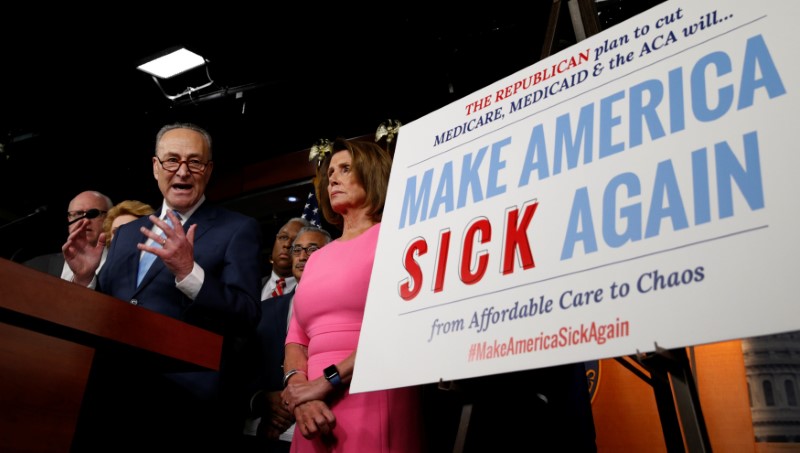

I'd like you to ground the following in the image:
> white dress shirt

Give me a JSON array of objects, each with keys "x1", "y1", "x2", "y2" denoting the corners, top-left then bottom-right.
[{"x1": 260, "y1": 271, "x2": 297, "y2": 300}]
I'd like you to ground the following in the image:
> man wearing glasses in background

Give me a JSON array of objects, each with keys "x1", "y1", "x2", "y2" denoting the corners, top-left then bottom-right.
[
  {"x1": 24, "y1": 190, "x2": 113, "y2": 279},
  {"x1": 262, "y1": 217, "x2": 309, "y2": 300},
  {"x1": 64, "y1": 122, "x2": 263, "y2": 452}
]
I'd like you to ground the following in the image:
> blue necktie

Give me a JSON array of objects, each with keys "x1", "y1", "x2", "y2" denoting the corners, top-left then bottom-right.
[{"x1": 136, "y1": 211, "x2": 178, "y2": 286}]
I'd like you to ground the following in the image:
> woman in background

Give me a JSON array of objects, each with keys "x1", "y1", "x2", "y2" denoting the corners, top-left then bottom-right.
[{"x1": 102, "y1": 199, "x2": 155, "y2": 245}]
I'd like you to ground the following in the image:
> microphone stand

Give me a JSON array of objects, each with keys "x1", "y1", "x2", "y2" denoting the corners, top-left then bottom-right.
[
  {"x1": 0, "y1": 205, "x2": 48, "y2": 231},
  {"x1": 1, "y1": 205, "x2": 48, "y2": 262}
]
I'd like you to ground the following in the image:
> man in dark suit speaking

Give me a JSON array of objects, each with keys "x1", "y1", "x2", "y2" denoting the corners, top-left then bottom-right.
[{"x1": 64, "y1": 123, "x2": 262, "y2": 451}]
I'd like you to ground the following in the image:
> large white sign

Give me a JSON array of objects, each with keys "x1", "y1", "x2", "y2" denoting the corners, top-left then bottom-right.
[{"x1": 352, "y1": 0, "x2": 800, "y2": 393}]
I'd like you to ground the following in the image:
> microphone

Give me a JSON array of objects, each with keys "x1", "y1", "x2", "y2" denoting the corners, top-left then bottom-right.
[
  {"x1": 0, "y1": 205, "x2": 48, "y2": 231},
  {"x1": 67, "y1": 208, "x2": 105, "y2": 225}
]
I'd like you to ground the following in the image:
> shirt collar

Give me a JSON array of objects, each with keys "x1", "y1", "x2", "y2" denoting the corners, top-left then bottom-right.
[
  {"x1": 271, "y1": 271, "x2": 296, "y2": 286},
  {"x1": 160, "y1": 195, "x2": 205, "y2": 223}
]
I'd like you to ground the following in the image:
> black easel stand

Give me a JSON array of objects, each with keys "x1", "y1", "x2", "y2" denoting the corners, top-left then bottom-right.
[
  {"x1": 428, "y1": 2, "x2": 710, "y2": 452},
  {"x1": 614, "y1": 345, "x2": 713, "y2": 453},
  {"x1": 541, "y1": 0, "x2": 712, "y2": 450},
  {"x1": 429, "y1": 3, "x2": 606, "y2": 453}
]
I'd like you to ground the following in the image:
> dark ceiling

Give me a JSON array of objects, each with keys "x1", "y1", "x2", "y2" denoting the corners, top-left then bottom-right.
[{"x1": 0, "y1": 1, "x2": 662, "y2": 262}]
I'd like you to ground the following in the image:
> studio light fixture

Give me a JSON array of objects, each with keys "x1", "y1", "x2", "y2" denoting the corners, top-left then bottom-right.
[
  {"x1": 137, "y1": 46, "x2": 215, "y2": 101},
  {"x1": 137, "y1": 47, "x2": 205, "y2": 79}
]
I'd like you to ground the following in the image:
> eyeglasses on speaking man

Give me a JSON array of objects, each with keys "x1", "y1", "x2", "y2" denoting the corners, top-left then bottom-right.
[{"x1": 156, "y1": 156, "x2": 211, "y2": 173}]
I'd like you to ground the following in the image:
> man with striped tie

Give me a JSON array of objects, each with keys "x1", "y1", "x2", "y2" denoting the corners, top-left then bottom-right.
[{"x1": 261, "y1": 217, "x2": 309, "y2": 300}]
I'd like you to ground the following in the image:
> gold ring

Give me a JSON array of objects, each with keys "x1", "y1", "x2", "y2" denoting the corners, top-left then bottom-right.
[
  {"x1": 284, "y1": 400, "x2": 289, "y2": 406},
  {"x1": 161, "y1": 239, "x2": 167, "y2": 246}
]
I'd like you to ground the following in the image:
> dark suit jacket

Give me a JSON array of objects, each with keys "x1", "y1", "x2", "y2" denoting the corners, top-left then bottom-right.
[
  {"x1": 23, "y1": 251, "x2": 64, "y2": 277},
  {"x1": 98, "y1": 203, "x2": 262, "y2": 333},
  {"x1": 254, "y1": 289, "x2": 293, "y2": 393},
  {"x1": 237, "y1": 289, "x2": 293, "y2": 452},
  {"x1": 75, "y1": 201, "x2": 263, "y2": 451}
]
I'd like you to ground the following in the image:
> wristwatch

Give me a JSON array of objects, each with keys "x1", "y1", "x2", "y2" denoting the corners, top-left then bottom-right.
[{"x1": 323, "y1": 364, "x2": 342, "y2": 387}]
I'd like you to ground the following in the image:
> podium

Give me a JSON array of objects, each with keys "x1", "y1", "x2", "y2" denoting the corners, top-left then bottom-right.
[{"x1": 0, "y1": 258, "x2": 223, "y2": 452}]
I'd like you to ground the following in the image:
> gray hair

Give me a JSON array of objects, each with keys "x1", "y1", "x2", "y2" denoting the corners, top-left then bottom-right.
[
  {"x1": 293, "y1": 226, "x2": 332, "y2": 246},
  {"x1": 72, "y1": 190, "x2": 113, "y2": 210},
  {"x1": 284, "y1": 217, "x2": 311, "y2": 229},
  {"x1": 155, "y1": 122, "x2": 213, "y2": 159},
  {"x1": 97, "y1": 192, "x2": 114, "y2": 210}
]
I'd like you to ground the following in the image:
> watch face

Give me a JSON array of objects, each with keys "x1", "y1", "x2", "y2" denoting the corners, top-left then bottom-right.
[{"x1": 324, "y1": 365, "x2": 338, "y2": 379}]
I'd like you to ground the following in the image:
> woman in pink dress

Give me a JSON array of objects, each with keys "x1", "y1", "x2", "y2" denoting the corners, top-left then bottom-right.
[{"x1": 281, "y1": 138, "x2": 422, "y2": 452}]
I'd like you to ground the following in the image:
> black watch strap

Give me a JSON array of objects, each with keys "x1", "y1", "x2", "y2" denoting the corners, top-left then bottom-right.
[{"x1": 324, "y1": 364, "x2": 342, "y2": 387}]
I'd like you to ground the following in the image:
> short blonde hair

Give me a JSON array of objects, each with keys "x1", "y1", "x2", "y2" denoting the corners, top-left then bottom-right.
[{"x1": 103, "y1": 200, "x2": 156, "y2": 246}]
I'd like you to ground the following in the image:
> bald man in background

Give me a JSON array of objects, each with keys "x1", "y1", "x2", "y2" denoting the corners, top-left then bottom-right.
[{"x1": 24, "y1": 190, "x2": 113, "y2": 279}]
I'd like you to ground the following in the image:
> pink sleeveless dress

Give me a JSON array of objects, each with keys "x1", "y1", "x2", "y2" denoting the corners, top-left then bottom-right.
[{"x1": 286, "y1": 223, "x2": 422, "y2": 452}]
